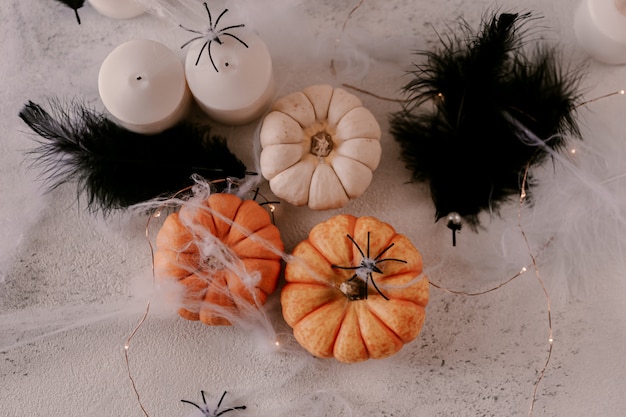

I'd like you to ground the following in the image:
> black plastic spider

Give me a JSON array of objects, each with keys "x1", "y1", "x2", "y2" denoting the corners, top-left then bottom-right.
[
  {"x1": 179, "y1": 2, "x2": 249, "y2": 71},
  {"x1": 332, "y1": 232, "x2": 407, "y2": 300},
  {"x1": 181, "y1": 390, "x2": 247, "y2": 417}
]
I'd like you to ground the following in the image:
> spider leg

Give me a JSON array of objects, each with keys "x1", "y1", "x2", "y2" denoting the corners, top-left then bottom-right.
[
  {"x1": 371, "y1": 265, "x2": 383, "y2": 274},
  {"x1": 374, "y1": 242, "x2": 395, "y2": 261},
  {"x1": 180, "y1": 36, "x2": 205, "y2": 50},
  {"x1": 216, "y1": 405, "x2": 247, "y2": 416},
  {"x1": 332, "y1": 265, "x2": 360, "y2": 271},
  {"x1": 181, "y1": 400, "x2": 204, "y2": 412},
  {"x1": 367, "y1": 232, "x2": 371, "y2": 258},
  {"x1": 204, "y1": 2, "x2": 213, "y2": 28},
  {"x1": 195, "y1": 41, "x2": 209, "y2": 66},
  {"x1": 375, "y1": 257, "x2": 408, "y2": 265},
  {"x1": 216, "y1": 24, "x2": 246, "y2": 33},
  {"x1": 179, "y1": 24, "x2": 204, "y2": 35},
  {"x1": 202, "y1": 390, "x2": 208, "y2": 406},
  {"x1": 346, "y1": 234, "x2": 365, "y2": 259},
  {"x1": 216, "y1": 391, "x2": 228, "y2": 410},
  {"x1": 214, "y1": 8, "x2": 229, "y2": 29},
  {"x1": 207, "y1": 41, "x2": 219, "y2": 72},
  {"x1": 220, "y1": 32, "x2": 249, "y2": 49},
  {"x1": 369, "y1": 273, "x2": 390, "y2": 300}
]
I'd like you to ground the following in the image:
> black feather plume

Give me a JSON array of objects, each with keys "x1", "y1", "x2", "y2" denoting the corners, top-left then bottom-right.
[
  {"x1": 19, "y1": 99, "x2": 248, "y2": 215},
  {"x1": 54, "y1": 0, "x2": 85, "y2": 24},
  {"x1": 390, "y1": 11, "x2": 583, "y2": 232}
]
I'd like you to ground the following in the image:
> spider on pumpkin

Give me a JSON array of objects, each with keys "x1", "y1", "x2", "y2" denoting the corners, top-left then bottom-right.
[
  {"x1": 181, "y1": 390, "x2": 247, "y2": 417},
  {"x1": 332, "y1": 232, "x2": 407, "y2": 300},
  {"x1": 179, "y1": 2, "x2": 249, "y2": 71}
]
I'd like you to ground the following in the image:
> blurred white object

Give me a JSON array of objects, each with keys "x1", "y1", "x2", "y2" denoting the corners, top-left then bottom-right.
[
  {"x1": 88, "y1": 0, "x2": 146, "y2": 19},
  {"x1": 574, "y1": 0, "x2": 626, "y2": 65}
]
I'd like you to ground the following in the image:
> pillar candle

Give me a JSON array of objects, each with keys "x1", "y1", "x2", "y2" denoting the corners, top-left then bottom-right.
[
  {"x1": 87, "y1": 0, "x2": 145, "y2": 19},
  {"x1": 98, "y1": 39, "x2": 192, "y2": 134},
  {"x1": 184, "y1": 33, "x2": 275, "y2": 126},
  {"x1": 574, "y1": 0, "x2": 626, "y2": 65}
]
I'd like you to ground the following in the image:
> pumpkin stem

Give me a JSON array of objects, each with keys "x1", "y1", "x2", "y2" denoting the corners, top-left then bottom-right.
[
  {"x1": 310, "y1": 131, "x2": 334, "y2": 157},
  {"x1": 339, "y1": 277, "x2": 368, "y2": 300}
]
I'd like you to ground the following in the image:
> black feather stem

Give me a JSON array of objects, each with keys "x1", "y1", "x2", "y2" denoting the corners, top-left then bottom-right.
[
  {"x1": 389, "y1": 11, "x2": 583, "y2": 230},
  {"x1": 54, "y1": 0, "x2": 85, "y2": 24},
  {"x1": 18, "y1": 99, "x2": 247, "y2": 215}
]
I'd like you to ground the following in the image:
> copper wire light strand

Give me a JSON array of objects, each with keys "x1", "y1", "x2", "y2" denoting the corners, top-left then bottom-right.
[
  {"x1": 428, "y1": 267, "x2": 529, "y2": 296},
  {"x1": 123, "y1": 208, "x2": 162, "y2": 417},
  {"x1": 341, "y1": 83, "x2": 406, "y2": 103},
  {"x1": 330, "y1": 0, "x2": 367, "y2": 75},
  {"x1": 342, "y1": 0, "x2": 366, "y2": 31},
  {"x1": 576, "y1": 89, "x2": 625, "y2": 109},
  {"x1": 519, "y1": 164, "x2": 553, "y2": 417},
  {"x1": 123, "y1": 184, "x2": 197, "y2": 417}
]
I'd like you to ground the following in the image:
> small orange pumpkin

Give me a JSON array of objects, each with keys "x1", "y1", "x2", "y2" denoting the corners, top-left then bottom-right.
[
  {"x1": 154, "y1": 193, "x2": 284, "y2": 325},
  {"x1": 281, "y1": 214, "x2": 429, "y2": 362}
]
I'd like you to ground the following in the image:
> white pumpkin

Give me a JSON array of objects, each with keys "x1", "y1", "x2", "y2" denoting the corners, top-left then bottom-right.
[{"x1": 259, "y1": 84, "x2": 382, "y2": 210}]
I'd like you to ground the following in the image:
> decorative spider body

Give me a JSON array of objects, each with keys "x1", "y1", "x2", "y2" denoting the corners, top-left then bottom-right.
[
  {"x1": 180, "y1": 2, "x2": 249, "y2": 71},
  {"x1": 181, "y1": 390, "x2": 247, "y2": 417},
  {"x1": 332, "y1": 232, "x2": 407, "y2": 300}
]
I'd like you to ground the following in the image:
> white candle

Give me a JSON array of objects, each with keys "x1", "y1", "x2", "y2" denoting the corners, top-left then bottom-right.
[
  {"x1": 87, "y1": 0, "x2": 145, "y2": 19},
  {"x1": 574, "y1": 0, "x2": 626, "y2": 65},
  {"x1": 98, "y1": 39, "x2": 192, "y2": 134},
  {"x1": 184, "y1": 32, "x2": 275, "y2": 125}
]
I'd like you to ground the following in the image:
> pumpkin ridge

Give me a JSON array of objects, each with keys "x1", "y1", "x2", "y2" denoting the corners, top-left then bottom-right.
[
  {"x1": 230, "y1": 224, "x2": 284, "y2": 261},
  {"x1": 327, "y1": 88, "x2": 363, "y2": 128},
  {"x1": 334, "y1": 303, "x2": 370, "y2": 361},
  {"x1": 376, "y1": 271, "x2": 427, "y2": 285},
  {"x1": 300, "y1": 89, "x2": 319, "y2": 122},
  {"x1": 363, "y1": 299, "x2": 412, "y2": 342},
  {"x1": 356, "y1": 302, "x2": 403, "y2": 358},
  {"x1": 298, "y1": 298, "x2": 349, "y2": 334},
  {"x1": 307, "y1": 215, "x2": 358, "y2": 277},
  {"x1": 298, "y1": 294, "x2": 347, "y2": 322},
  {"x1": 225, "y1": 200, "x2": 274, "y2": 246},
  {"x1": 211, "y1": 198, "x2": 243, "y2": 239},
  {"x1": 327, "y1": 301, "x2": 349, "y2": 356},
  {"x1": 293, "y1": 300, "x2": 348, "y2": 357}
]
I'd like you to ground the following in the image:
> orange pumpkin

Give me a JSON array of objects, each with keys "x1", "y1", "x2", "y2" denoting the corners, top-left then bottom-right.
[
  {"x1": 154, "y1": 193, "x2": 284, "y2": 325},
  {"x1": 281, "y1": 214, "x2": 429, "y2": 362}
]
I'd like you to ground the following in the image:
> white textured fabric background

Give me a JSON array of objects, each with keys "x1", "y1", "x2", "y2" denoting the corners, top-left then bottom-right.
[{"x1": 1, "y1": 0, "x2": 626, "y2": 416}]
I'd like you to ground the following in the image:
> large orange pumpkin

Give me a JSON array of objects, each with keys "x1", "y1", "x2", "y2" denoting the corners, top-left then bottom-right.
[
  {"x1": 281, "y1": 214, "x2": 429, "y2": 363},
  {"x1": 154, "y1": 193, "x2": 284, "y2": 325}
]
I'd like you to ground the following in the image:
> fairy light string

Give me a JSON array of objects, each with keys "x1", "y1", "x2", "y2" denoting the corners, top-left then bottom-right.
[
  {"x1": 519, "y1": 165, "x2": 553, "y2": 417},
  {"x1": 330, "y1": 0, "x2": 366, "y2": 76}
]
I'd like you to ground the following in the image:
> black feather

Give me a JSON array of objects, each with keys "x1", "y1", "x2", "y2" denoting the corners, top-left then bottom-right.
[
  {"x1": 389, "y1": 11, "x2": 583, "y2": 230},
  {"x1": 54, "y1": 0, "x2": 85, "y2": 24},
  {"x1": 19, "y1": 99, "x2": 248, "y2": 215}
]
